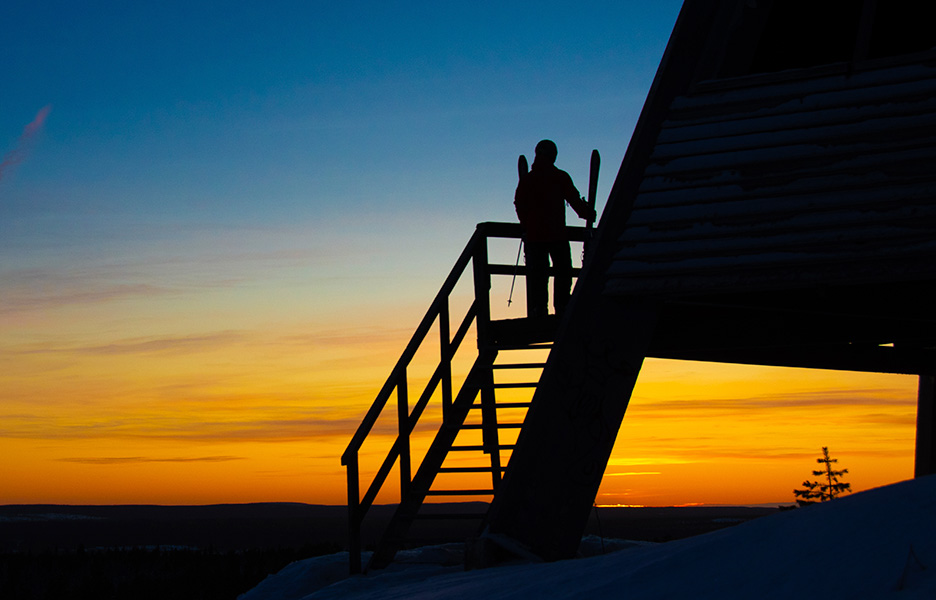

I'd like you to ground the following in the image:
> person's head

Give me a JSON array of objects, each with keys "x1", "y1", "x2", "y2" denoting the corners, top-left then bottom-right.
[{"x1": 534, "y1": 139, "x2": 558, "y2": 164}]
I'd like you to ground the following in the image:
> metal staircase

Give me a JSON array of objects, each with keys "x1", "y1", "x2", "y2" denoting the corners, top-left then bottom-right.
[{"x1": 341, "y1": 222, "x2": 586, "y2": 574}]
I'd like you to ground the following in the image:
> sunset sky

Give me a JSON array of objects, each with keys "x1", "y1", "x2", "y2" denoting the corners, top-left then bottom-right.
[{"x1": 1, "y1": 1, "x2": 920, "y2": 508}]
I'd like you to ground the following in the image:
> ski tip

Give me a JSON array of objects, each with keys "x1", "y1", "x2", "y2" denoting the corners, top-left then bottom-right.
[{"x1": 518, "y1": 154, "x2": 529, "y2": 178}]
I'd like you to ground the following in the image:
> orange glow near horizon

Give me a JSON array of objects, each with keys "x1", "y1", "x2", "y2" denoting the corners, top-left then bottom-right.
[
  {"x1": 598, "y1": 360, "x2": 917, "y2": 507},
  {"x1": 0, "y1": 237, "x2": 920, "y2": 508},
  {"x1": 1, "y1": 338, "x2": 918, "y2": 507}
]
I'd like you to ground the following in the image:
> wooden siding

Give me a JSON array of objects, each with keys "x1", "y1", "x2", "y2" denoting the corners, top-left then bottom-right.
[{"x1": 606, "y1": 55, "x2": 936, "y2": 297}]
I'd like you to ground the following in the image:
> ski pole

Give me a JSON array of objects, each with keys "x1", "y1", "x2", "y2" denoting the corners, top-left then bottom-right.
[{"x1": 507, "y1": 239, "x2": 523, "y2": 307}]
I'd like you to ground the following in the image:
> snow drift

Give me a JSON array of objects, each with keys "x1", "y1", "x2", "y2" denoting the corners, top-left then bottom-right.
[{"x1": 241, "y1": 476, "x2": 936, "y2": 599}]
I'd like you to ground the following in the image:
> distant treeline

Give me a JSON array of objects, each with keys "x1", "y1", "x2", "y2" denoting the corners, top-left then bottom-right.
[
  {"x1": 0, "y1": 543, "x2": 339, "y2": 600},
  {"x1": 0, "y1": 504, "x2": 349, "y2": 553}
]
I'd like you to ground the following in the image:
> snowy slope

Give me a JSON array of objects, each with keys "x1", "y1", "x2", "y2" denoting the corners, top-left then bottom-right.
[{"x1": 241, "y1": 476, "x2": 936, "y2": 599}]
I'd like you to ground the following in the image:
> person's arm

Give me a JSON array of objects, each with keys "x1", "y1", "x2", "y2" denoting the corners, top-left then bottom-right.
[{"x1": 563, "y1": 174, "x2": 595, "y2": 221}]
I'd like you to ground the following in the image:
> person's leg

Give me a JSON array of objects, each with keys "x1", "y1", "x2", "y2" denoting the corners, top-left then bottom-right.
[
  {"x1": 550, "y1": 241, "x2": 573, "y2": 316},
  {"x1": 524, "y1": 241, "x2": 549, "y2": 318}
]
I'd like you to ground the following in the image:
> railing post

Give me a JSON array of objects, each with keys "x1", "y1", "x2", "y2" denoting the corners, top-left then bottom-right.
[
  {"x1": 440, "y1": 298, "x2": 453, "y2": 424},
  {"x1": 472, "y1": 228, "x2": 492, "y2": 348},
  {"x1": 346, "y1": 454, "x2": 362, "y2": 574},
  {"x1": 472, "y1": 227, "x2": 503, "y2": 480},
  {"x1": 397, "y1": 370, "x2": 411, "y2": 497},
  {"x1": 342, "y1": 223, "x2": 531, "y2": 572}
]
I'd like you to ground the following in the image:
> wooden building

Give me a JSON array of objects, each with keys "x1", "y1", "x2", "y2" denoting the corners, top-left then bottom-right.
[{"x1": 343, "y1": 0, "x2": 936, "y2": 571}]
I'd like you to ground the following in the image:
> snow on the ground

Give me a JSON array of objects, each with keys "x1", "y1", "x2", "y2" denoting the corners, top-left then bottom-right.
[{"x1": 241, "y1": 476, "x2": 936, "y2": 599}]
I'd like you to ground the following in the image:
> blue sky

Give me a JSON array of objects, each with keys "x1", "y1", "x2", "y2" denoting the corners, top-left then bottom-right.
[
  {"x1": 2, "y1": 0, "x2": 684, "y2": 345},
  {"x1": 0, "y1": 1, "x2": 693, "y2": 504},
  {"x1": 0, "y1": 2, "x2": 922, "y2": 507},
  {"x1": 3, "y1": 2, "x2": 680, "y2": 225}
]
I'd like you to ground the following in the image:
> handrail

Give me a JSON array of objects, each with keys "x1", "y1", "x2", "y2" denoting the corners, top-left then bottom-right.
[
  {"x1": 341, "y1": 228, "x2": 485, "y2": 464},
  {"x1": 340, "y1": 223, "x2": 537, "y2": 464},
  {"x1": 341, "y1": 222, "x2": 586, "y2": 574}
]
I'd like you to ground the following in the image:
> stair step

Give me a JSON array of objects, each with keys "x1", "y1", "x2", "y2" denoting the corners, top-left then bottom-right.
[
  {"x1": 459, "y1": 423, "x2": 522, "y2": 430},
  {"x1": 493, "y1": 382, "x2": 538, "y2": 389},
  {"x1": 437, "y1": 466, "x2": 507, "y2": 473},
  {"x1": 425, "y1": 489, "x2": 495, "y2": 496},
  {"x1": 488, "y1": 343, "x2": 553, "y2": 351},
  {"x1": 468, "y1": 402, "x2": 531, "y2": 410},
  {"x1": 450, "y1": 444, "x2": 517, "y2": 452},
  {"x1": 492, "y1": 362, "x2": 547, "y2": 370}
]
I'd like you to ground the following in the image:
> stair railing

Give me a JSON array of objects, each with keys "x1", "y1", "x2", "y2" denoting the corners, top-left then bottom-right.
[{"x1": 340, "y1": 222, "x2": 585, "y2": 574}]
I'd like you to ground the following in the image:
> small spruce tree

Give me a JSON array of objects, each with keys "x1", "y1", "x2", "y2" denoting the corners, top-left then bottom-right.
[{"x1": 793, "y1": 447, "x2": 851, "y2": 507}]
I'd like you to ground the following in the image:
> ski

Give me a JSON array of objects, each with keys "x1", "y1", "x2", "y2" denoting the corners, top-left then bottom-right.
[
  {"x1": 584, "y1": 149, "x2": 600, "y2": 260},
  {"x1": 508, "y1": 154, "x2": 529, "y2": 308}
]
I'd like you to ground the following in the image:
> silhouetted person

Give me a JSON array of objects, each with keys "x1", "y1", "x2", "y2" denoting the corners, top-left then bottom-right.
[{"x1": 515, "y1": 139, "x2": 594, "y2": 319}]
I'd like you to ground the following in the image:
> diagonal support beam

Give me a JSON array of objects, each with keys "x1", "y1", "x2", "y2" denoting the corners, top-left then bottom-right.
[{"x1": 479, "y1": 295, "x2": 658, "y2": 562}]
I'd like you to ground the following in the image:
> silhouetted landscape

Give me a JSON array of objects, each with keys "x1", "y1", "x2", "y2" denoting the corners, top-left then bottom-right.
[{"x1": 0, "y1": 502, "x2": 777, "y2": 599}]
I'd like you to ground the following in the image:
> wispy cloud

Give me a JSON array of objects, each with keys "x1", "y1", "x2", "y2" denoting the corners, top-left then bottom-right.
[
  {"x1": 278, "y1": 326, "x2": 410, "y2": 349},
  {"x1": 0, "y1": 411, "x2": 385, "y2": 443},
  {"x1": 4, "y1": 331, "x2": 249, "y2": 359},
  {"x1": 4, "y1": 327, "x2": 405, "y2": 363},
  {"x1": 0, "y1": 105, "x2": 51, "y2": 182},
  {"x1": 842, "y1": 412, "x2": 916, "y2": 427},
  {"x1": 72, "y1": 332, "x2": 248, "y2": 356},
  {"x1": 0, "y1": 233, "x2": 337, "y2": 317},
  {"x1": 57, "y1": 456, "x2": 244, "y2": 465},
  {"x1": 608, "y1": 457, "x2": 697, "y2": 466},
  {"x1": 0, "y1": 282, "x2": 170, "y2": 316},
  {"x1": 632, "y1": 388, "x2": 915, "y2": 414}
]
